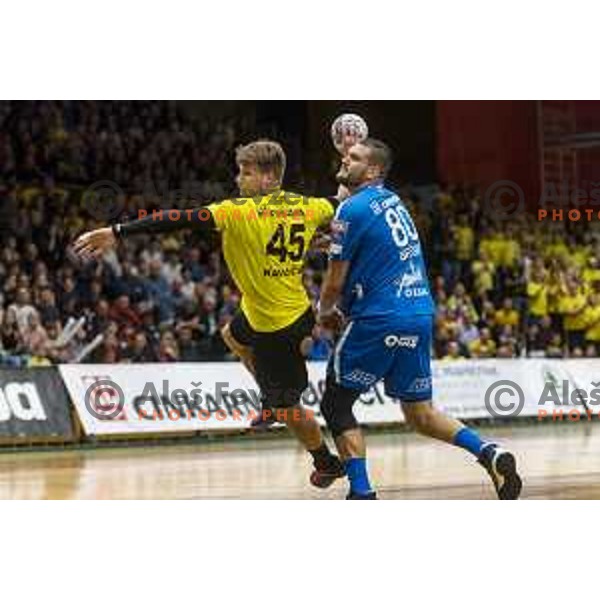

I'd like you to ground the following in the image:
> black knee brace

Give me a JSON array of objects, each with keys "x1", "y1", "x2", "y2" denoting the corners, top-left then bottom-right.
[{"x1": 320, "y1": 374, "x2": 361, "y2": 438}]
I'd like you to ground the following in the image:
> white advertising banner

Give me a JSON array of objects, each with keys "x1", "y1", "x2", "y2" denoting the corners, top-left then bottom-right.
[
  {"x1": 59, "y1": 362, "x2": 406, "y2": 435},
  {"x1": 432, "y1": 360, "x2": 539, "y2": 419},
  {"x1": 59, "y1": 359, "x2": 600, "y2": 436},
  {"x1": 60, "y1": 363, "x2": 264, "y2": 435},
  {"x1": 433, "y1": 358, "x2": 600, "y2": 419}
]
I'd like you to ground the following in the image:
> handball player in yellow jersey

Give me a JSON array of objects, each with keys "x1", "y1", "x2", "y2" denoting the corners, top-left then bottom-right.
[{"x1": 73, "y1": 140, "x2": 345, "y2": 488}]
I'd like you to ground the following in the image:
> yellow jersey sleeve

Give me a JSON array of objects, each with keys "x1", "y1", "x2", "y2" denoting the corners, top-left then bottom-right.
[
  {"x1": 310, "y1": 196, "x2": 335, "y2": 227},
  {"x1": 206, "y1": 198, "x2": 241, "y2": 232}
]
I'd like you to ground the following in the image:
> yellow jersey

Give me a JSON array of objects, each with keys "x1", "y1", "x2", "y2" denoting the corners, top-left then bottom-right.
[
  {"x1": 469, "y1": 338, "x2": 497, "y2": 358},
  {"x1": 501, "y1": 239, "x2": 521, "y2": 268},
  {"x1": 527, "y1": 281, "x2": 548, "y2": 317},
  {"x1": 585, "y1": 305, "x2": 600, "y2": 342},
  {"x1": 207, "y1": 190, "x2": 334, "y2": 332},
  {"x1": 495, "y1": 308, "x2": 520, "y2": 328},
  {"x1": 479, "y1": 238, "x2": 503, "y2": 266},
  {"x1": 440, "y1": 354, "x2": 465, "y2": 362},
  {"x1": 583, "y1": 267, "x2": 600, "y2": 285},
  {"x1": 572, "y1": 247, "x2": 590, "y2": 269},
  {"x1": 559, "y1": 292, "x2": 588, "y2": 331},
  {"x1": 454, "y1": 225, "x2": 474, "y2": 261},
  {"x1": 472, "y1": 260, "x2": 495, "y2": 295}
]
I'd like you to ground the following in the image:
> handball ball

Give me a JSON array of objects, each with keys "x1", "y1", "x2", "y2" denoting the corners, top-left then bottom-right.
[{"x1": 331, "y1": 113, "x2": 369, "y2": 153}]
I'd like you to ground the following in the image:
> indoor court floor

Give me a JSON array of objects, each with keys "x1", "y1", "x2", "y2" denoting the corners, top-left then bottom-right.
[{"x1": 1, "y1": 423, "x2": 600, "y2": 499}]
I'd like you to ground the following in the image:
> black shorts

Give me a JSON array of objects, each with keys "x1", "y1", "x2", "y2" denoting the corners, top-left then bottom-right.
[{"x1": 229, "y1": 308, "x2": 315, "y2": 409}]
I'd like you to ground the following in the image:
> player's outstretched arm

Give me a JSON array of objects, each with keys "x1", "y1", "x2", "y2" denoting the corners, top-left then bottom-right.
[
  {"x1": 72, "y1": 208, "x2": 216, "y2": 260},
  {"x1": 317, "y1": 260, "x2": 349, "y2": 332}
]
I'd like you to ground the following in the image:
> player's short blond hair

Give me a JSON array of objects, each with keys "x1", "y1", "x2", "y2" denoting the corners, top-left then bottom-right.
[{"x1": 235, "y1": 140, "x2": 286, "y2": 182}]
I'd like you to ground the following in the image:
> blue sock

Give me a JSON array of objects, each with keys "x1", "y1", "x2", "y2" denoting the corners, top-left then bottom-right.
[
  {"x1": 345, "y1": 458, "x2": 373, "y2": 495},
  {"x1": 453, "y1": 427, "x2": 486, "y2": 458}
]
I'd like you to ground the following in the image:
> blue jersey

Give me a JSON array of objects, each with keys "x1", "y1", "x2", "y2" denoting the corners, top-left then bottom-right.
[{"x1": 329, "y1": 182, "x2": 435, "y2": 320}]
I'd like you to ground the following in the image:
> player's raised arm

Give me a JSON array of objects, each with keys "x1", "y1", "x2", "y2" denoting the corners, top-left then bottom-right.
[
  {"x1": 330, "y1": 113, "x2": 369, "y2": 203},
  {"x1": 71, "y1": 207, "x2": 217, "y2": 260}
]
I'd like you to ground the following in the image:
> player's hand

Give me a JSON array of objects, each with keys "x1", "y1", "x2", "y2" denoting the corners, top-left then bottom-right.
[
  {"x1": 339, "y1": 131, "x2": 360, "y2": 156},
  {"x1": 311, "y1": 230, "x2": 332, "y2": 253},
  {"x1": 71, "y1": 227, "x2": 117, "y2": 260},
  {"x1": 318, "y1": 306, "x2": 345, "y2": 334}
]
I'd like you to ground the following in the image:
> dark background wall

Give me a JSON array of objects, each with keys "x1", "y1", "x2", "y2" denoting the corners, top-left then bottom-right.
[
  {"x1": 574, "y1": 101, "x2": 600, "y2": 187},
  {"x1": 181, "y1": 100, "x2": 600, "y2": 203},
  {"x1": 436, "y1": 101, "x2": 540, "y2": 205},
  {"x1": 303, "y1": 100, "x2": 436, "y2": 194}
]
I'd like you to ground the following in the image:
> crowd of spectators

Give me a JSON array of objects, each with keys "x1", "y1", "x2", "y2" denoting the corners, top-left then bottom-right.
[
  {"x1": 0, "y1": 101, "x2": 249, "y2": 366},
  {"x1": 2, "y1": 101, "x2": 600, "y2": 366},
  {"x1": 0, "y1": 100, "x2": 246, "y2": 196},
  {"x1": 417, "y1": 187, "x2": 600, "y2": 361}
]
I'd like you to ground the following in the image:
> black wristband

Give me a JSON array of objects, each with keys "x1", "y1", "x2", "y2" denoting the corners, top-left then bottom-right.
[{"x1": 110, "y1": 208, "x2": 215, "y2": 237}]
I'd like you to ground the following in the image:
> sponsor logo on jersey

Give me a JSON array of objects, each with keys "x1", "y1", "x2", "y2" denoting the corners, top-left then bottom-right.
[
  {"x1": 404, "y1": 287, "x2": 430, "y2": 298},
  {"x1": 369, "y1": 201, "x2": 383, "y2": 215},
  {"x1": 370, "y1": 195, "x2": 400, "y2": 215},
  {"x1": 399, "y1": 243, "x2": 421, "y2": 261},
  {"x1": 263, "y1": 265, "x2": 303, "y2": 277},
  {"x1": 384, "y1": 335, "x2": 419, "y2": 349},
  {"x1": 395, "y1": 261, "x2": 425, "y2": 297}
]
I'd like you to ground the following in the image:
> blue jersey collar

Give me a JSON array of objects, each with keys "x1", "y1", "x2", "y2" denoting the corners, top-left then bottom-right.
[{"x1": 349, "y1": 179, "x2": 385, "y2": 197}]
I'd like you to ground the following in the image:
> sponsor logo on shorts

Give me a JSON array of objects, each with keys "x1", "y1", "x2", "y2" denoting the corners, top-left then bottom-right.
[
  {"x1": 409, "y1": 376, "x2": 432, "y2": 392},
  {"x1": 344, "y1": 369, "x2": 377, "y2": 386},
  {"x1": 384, "y1": 335, "x2": 419, "y2": 349}
]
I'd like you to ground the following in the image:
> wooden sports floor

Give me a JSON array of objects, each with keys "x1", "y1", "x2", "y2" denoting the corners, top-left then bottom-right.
[{"x1": 1, "y1": 423, "x2": 600, "y2": 499}]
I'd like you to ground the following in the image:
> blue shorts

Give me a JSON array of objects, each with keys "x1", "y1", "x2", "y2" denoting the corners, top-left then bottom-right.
[{"x1": 328, "y1": 314, "x2": 433, "y2": 401}]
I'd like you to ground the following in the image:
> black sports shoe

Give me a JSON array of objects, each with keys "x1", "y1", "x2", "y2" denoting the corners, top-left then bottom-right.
[
  {"x1": 478, "y1": 444, "x2": 522, "y2": 500},
  {"x1": 249, "y1": 410, "x2": 277, "y2": 430},
  {"x1": 310, "y1": 457, "x2": 346, "y2": 489},
  {"x1": 346, "y1": 490, "x2": 377, "y2": 500}
]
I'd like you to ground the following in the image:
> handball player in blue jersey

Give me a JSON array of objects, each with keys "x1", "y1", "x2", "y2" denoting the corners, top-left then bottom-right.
[{"x1": 316, "y1": 138, "x2": 522, "y2": 499}]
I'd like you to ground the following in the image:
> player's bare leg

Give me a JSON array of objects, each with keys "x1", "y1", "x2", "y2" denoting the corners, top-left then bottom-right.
[
  {"x1": 400, "y1": 401, "x2": 463, "y2": 443},
  {"x1": 332, "y1": 428, "x2": 365, "y2": 461},
  {"x1": 221, "y1": 322, "x2": 256, "y2": 376},
  {"x1": 401, "y1": 401, "x2": 522, "y2": 499},
  {"x1": 272, "y1": 404, "x2": 322, "y2": 448}
]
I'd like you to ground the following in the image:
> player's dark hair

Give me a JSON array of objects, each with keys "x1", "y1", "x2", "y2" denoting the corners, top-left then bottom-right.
[
  {"x1": 235, "y1": 140, "x2": 286, "y2": 182},
  {"x1": 361, "y1": 138, "x2": 393, "y2": 179}
]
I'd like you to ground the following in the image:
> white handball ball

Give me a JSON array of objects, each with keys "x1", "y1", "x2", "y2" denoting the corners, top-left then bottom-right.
[{"x1": 331, "y1": 113, "x2": 369, "y2": 154}]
